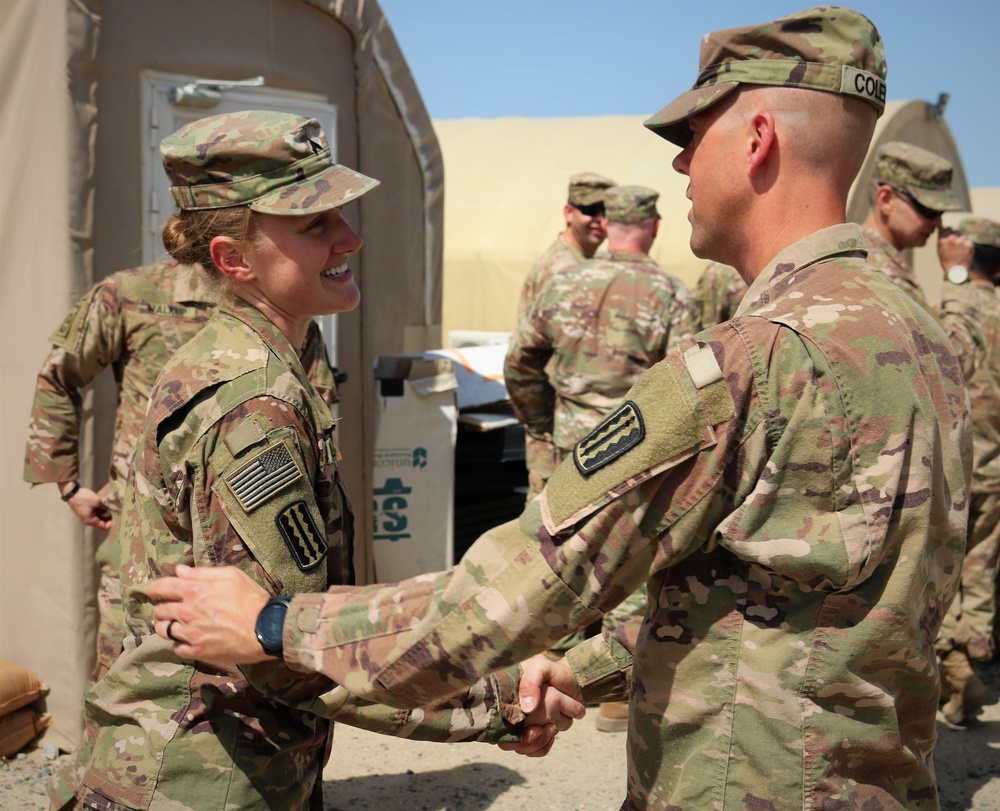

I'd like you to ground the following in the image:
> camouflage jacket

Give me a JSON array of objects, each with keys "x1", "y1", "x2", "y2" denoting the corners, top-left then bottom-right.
[
  {"x1": 861, "y1": 225, "x2": 931, "y2": 308},
  {"x1": 505, "y1": 251, "x2": 699, "y2": 452},
  {"x1": 24, "y1": 263, "x2": 338, "y2": 578},
  {"x1": 23, "y1": 263, "x2": 216, "y2": 514},
  {"x1": 939, "y1": 278, "x2": 1000, "y2": 492},
  {"x1": 278, "y1": 225, "x2": 970, "y2": 811},
  {"x1": 77, "y1": 302, "x2": 521, "y2": 811},
  {"x1": 692, "y1": 261, "x2": 747, "y2": 327},
  {"x1": 516, "y1": 233, "x2": 587, "y2": 322},
  {"x1": 23, "y1": 263, "x2": 338, "y2": 519}
]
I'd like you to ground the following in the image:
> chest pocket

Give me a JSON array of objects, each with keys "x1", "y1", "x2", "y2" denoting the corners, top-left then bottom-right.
[{"x1": 211, "y1": 422, "x2": 331, "y2": 595}]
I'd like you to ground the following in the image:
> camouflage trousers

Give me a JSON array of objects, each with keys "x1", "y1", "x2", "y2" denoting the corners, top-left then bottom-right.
[
  {"x1": 937, "y1": 489, "x2": 1000, "y2": 662},
  {"x1": 524, "y1": 433, "x2": 561, "y2": 503}
]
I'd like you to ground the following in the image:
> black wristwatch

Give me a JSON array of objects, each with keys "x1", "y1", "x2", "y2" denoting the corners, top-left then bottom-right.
[{"x1": 255, "y1": 596, "x2": 292, "y2": 657}]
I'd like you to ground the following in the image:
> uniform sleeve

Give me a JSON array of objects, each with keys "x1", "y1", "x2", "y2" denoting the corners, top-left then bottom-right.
[
  {"x1": 247, "y1": 662, "x2": 526, "y2": 743},
  {"x1": 24, "y1": 278, "x2": 125, "y2": 485},
  {"x1": 937, "y1": 295, "x2": 985, "y2": 383},
  {"x1": 562, "y1": 616, "x2": 637, "y2": 704},
  {"x1": 281, "y1": 332, "x2": 756, "y2": 708},
  {"x1": 504, "y1": 300, "x2": 557, "y2": 438}
]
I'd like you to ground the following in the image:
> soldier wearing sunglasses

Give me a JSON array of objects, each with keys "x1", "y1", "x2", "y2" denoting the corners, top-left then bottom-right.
[{"x1": 861, "y1": 141, "x2": 973, "y2": 309}]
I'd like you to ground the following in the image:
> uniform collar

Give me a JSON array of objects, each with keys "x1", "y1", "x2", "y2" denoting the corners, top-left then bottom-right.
[{"x1": 735, "y1": 224, "x2": 868, "y2": 317}]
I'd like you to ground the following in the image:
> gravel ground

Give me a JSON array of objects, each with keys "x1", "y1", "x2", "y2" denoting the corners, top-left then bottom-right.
[{"x1": 5, "y1": 663, "x2": 1000, "y2": 811}]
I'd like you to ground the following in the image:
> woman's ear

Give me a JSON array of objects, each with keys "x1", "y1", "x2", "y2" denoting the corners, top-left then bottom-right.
[
  {"x1": 747, "y1": 110, "x2": 776, "y2": 179},
  {"x1": 209, "y1": 236, "x2": 255, "y2": 283}
]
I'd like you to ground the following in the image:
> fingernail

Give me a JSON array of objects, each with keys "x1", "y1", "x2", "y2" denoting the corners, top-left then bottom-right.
[{"x1": 521, "y1": 697, "x2": 535, "y2": 712}]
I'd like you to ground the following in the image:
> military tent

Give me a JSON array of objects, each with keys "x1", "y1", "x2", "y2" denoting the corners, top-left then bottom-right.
[{"x1": 0, "y1": 0, "x2": 441, "y2": 749}]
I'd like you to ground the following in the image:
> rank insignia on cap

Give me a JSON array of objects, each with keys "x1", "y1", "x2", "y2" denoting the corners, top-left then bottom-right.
[
  {"x1": 275, "y1": 500, "x2": 328, "y2": 571},
  {"x1": 225, "y1": 441, "x2": 303, "y2": 512},
  {"x1": 574, "y1": 401, "x2": 645, "y2": 476}
]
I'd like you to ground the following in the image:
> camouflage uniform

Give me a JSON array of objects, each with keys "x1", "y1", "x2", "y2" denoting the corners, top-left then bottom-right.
[
  {"x1": 62, "y1": 110, "x2": 525, "y2": 811},
  {"x1": 71, "y1": 302, "x2": 521, "y2": 811},
  {"x1": 278, "y1": 223, "x2": 970, "y2": 810},
  {"x1": 260, "y1": 9, "x2": 972, "y2": 807},
  {"x1": 935, "y1": 219, "x2": 1000, "y2": 720},
  {"x1": 24, "y1": 263, "x2": 338, "y2": 684},
  {"x1": 692, "y1": 261, "x2": 747, "y2": 328},
  {"x1": 516, "y1": 173, "x2": 615, "y2": 499},
  {"x1": 506, "y1": 185, "x2": 699, "y2": 636}
]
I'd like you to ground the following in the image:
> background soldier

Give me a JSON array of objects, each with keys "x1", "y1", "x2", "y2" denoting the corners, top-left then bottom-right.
[
  {"x1": 516, "y1": 172, "x2": 615, "y2": 501},
  {"x1": 148, "y1": 8, "x2": 972, "y2": 808},
  {"x1": 505, "y1": 186, "x2": 699, "y2": 723},
  {"x1": 692, "y1": 260, "x2": 746, "y2": 328},
  {"x1": 936, "y1": 217, "x2": 1000, "y2": 725},
  {"x1": 861, "y1": 141, "x2": 970, "y2": 308}
]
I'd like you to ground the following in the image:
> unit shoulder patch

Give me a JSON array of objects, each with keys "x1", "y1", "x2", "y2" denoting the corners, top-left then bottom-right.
[
  {"x1": 275, "y1": 499, "x2": 328, "y2": 571},
  {"x1": 573, "y1": 401, "x2": 645, "y2": 477}
]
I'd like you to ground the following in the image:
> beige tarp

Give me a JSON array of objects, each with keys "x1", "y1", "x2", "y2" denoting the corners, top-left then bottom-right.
[
  {"x1": 0, "y1": 0, "x2": 442, "y2": 749},
  {"x1": 438, "y1": 100, "x2": 994, "y2": 340}
]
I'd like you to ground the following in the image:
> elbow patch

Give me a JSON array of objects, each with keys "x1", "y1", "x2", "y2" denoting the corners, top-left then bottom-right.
[{"x1": 542, "y1": 341, "x2": 733, "y2": 533}]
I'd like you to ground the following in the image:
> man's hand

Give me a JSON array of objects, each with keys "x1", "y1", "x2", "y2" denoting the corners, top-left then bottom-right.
[
  {"x1": 148, "y1": 564, "x2": 272, "y2": 664},
  {"x1": 497, "y1": 654, "x2": 585, "y2": 757},
  {"x1": 938, "y1": 227, "x2": 974, "y2": 275},
  {"x1": 60, "y1": 482, "x2": 112, "y2": 531}
]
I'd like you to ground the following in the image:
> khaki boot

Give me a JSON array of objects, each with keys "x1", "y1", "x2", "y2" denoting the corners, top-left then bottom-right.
[
  {"x1": 940, "y1": 649, "x2": 996, "y2": 724},
  {"x1": 596, "y1": 701, "x2": 629, "y2": 733}
]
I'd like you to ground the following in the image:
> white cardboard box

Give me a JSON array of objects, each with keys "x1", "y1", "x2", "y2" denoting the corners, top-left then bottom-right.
[{"x1": 371, "y1": 355, "x2": 458, "y2": 582}]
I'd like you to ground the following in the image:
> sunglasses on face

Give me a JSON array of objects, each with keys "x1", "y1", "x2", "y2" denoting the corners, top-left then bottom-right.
[
  {"x1": 887, "y1": 184, "x2": 944, "y2": 221},
  {"x1": 572, "y1": 203, "x2": 605, "y2": 218}
]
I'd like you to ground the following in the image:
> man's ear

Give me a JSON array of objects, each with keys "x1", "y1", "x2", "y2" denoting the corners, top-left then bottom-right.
[
  {"x1": 209, "y1": 236, "x2": 255, "y2": 283},
  {"x1": 747, "y1": 111, "x2": 776, "y2": 179},
  {"x1": 563, "y1": 203, "x2": 575, "y2": 228},
  {"x1": 875, "y1": 184, "x2": 896, "y2": 217}
]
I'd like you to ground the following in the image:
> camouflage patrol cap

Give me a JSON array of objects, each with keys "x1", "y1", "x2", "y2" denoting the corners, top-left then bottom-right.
[
  {"x1": 645, "y1": 6, "x2": 887, "y2": 146},
  {"x1": 960, "y1": 218, "x2": 1000, "y2": 249},
  {"x1": 567, "y1": 173, "x2": 616, "y2": 206},
  {"x1": 873, "y1": 142, "x2": 962, "y2": 212},
  {"x1": 604, "y1": 186, "x2": 660, "y2": 223},
  {"x1": 161, "y1": 110, "x2": 379, "y2": 215}
]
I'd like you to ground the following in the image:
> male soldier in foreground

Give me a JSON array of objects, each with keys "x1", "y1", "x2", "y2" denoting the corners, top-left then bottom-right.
[
  {"x1": 150, "y1": 7, "x2": 971, "y2": 808},
  {"x1": 861, "y1": 141, "x2": 971, "y2": 308},
  {"x1": 517, "y1": 172, "x2": 616, "y2": 500},
  {"x1": 505, "y1": 185, "x2": 699, "y2": 731},
  {"x1": 935, "y1": 218, "x2": 1000, "y2": 726}
]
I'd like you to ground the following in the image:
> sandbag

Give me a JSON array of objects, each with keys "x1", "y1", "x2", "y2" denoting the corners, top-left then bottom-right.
[
  {"x1": 0, "y1": 707, "x2": 53, "y2": 757},
  {"x1": 0, "y1": 657, "x2": 49, "y2": 717}
]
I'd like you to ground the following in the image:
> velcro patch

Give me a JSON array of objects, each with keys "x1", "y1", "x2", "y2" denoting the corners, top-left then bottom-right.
[
  {"x1": 275, "y1": 500, "x2": 328, "y2": 571},
  {"x1": 225, "y1": 441, "x2": 303, "y2": 512},
  {"x1": 573, "y1": 401, "x2": 645, "y2": 477}
]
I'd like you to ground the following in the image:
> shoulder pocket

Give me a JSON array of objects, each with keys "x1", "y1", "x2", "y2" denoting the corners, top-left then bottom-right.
[
  {"x1": 542, "y1": 342, "x2": 733, "y2": 533},
  {"x1": 211, "y1": 425, "x2": 329, "y2": 594}
]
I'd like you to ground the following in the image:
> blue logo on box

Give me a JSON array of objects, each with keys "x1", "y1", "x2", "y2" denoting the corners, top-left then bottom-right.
[{"x1": 373, "y1": 477, "x2": 412, "y2": 542}]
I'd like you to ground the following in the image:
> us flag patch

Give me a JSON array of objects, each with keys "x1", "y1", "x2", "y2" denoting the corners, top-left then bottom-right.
[
  {"x1": 225, "y1": 442, "x2": 302, "y2": 512},
  {"x1": 574, "y1": 401, "x2": 645, "y2": 476},
  {"x1": 276, "y1": 500, "x2": 328, "y2": 571}
]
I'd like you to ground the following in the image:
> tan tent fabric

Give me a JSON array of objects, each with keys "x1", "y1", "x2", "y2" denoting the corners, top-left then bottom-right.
[
  {"x1": 437, "y1": 101, "x2": 982, "y2": 340},
  {"x1": 0, "y1": 0, "x2": 442, "y2": 750}
]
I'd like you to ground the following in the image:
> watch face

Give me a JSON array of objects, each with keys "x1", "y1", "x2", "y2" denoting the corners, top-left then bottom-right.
[
  {"x1": 948, "y1": 265, "x2": 969, "y2": 285},
  {"x1": 256, "y1": 600, "x2": 288, "y2": 653}
]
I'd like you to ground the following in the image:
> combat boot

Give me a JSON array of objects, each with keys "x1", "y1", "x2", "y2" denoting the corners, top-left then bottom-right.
[
  {"x1": 596, "y1": 701, "x2": 629, "y2": 733},
  {"x1": 940, "y1": 649, "x2": 997, "y2": 725}
]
